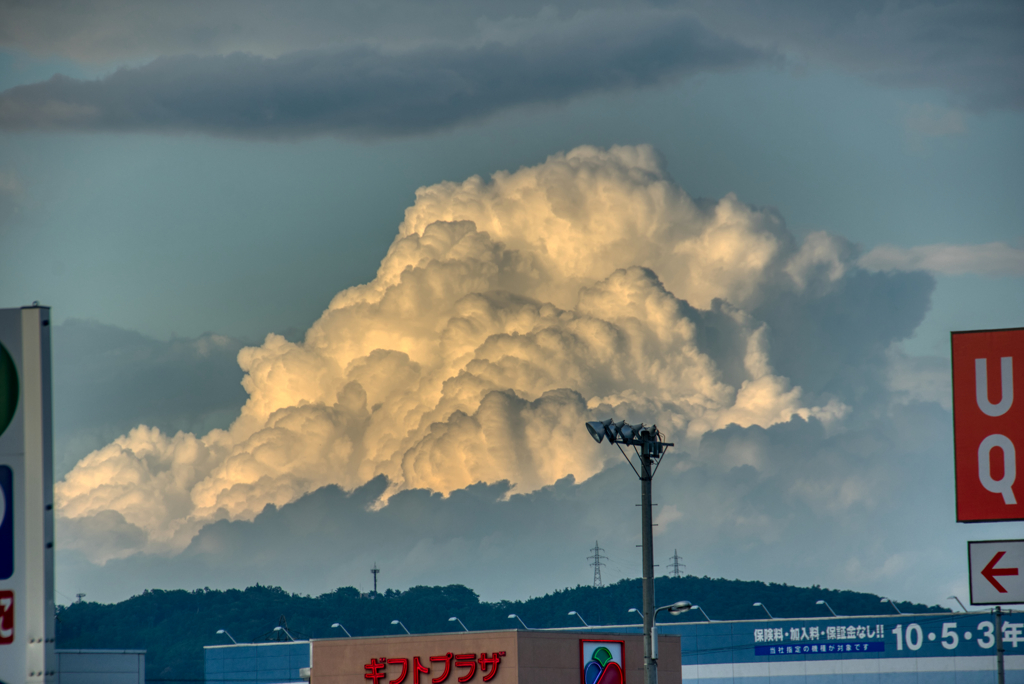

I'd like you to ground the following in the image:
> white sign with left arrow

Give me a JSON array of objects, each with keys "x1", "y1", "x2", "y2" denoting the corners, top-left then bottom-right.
[{"x1": 969, "y1": 539, "x2": 1024, "y2": 605}]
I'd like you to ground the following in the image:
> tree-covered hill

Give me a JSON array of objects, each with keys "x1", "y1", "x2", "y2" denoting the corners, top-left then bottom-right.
[{"x1": 55, "y1": 576, "x2": 948, "y2": 683}]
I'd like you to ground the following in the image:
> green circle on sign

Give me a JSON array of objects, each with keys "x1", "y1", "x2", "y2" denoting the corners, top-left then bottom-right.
[{"x1": 0, "y1": 342, "x2": 17, "y2": 437}]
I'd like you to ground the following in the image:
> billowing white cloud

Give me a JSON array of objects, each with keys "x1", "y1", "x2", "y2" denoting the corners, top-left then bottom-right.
[
  {"x1": 58, "y1": 145, "x2": 865, "y2": 560},
  {"x1": 859, "y1": 242, "x2": 1024, "y2": 276}
]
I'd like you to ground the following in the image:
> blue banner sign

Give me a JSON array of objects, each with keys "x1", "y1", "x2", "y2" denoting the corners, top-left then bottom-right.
[
  {"x1": 755, "y1": 641, "x2": 884, "y2": 656},
  {"x1": 595, "y1": 612, "x2": 1024, "y2": 665}
]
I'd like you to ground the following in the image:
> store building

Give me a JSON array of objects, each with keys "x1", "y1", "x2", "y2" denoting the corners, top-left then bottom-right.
[
  {"x1": 204, "y1": 611, "x2": 1024, "y2": 684},
  {"x1": 205, "y1": 630, "x2": 679, "y2": 684}
]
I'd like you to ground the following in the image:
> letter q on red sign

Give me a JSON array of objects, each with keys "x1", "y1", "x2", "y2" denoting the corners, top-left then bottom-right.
[{"x1": 952, "y1": 328, "x2": 1024, "y2": 522}]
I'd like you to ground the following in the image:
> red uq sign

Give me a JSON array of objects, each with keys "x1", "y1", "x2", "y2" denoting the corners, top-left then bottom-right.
[{"x1": 952, "y1": 327, "x2": 1024, "y2": 522}]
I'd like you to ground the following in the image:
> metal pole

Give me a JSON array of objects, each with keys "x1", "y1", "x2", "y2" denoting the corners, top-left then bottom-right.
[
  {"x1": 995, "y1": 606, "x2": 1004, "y2": 684},
  {"x1": 641, "y1": 440, "x2": 657, "y2": 684}
]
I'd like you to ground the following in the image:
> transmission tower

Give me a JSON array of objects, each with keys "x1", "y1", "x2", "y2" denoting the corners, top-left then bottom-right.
[
  {"x1": 668, "y1": 549, "x2": 685, "y2": 578},
  {"x1": 588, "y1": 541, "x2": 607, "y2": 587},
  {"x1": 371, "y1": 563, "x2": 380, "y2": 595}
]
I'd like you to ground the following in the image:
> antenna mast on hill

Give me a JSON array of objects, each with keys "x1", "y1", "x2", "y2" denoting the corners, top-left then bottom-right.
[
  {"x1": 371, "y1": 563, "x2": 380, "y2": 595},
  {"x1": 668, "y1": 549, "x2": 685, "y2": 578},
  {"x1": 588, "y1": 541, "x2": 607, "y2": 587}
]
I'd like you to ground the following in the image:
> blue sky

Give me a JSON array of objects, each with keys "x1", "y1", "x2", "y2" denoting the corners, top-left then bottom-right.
[{"x1": 0, "y1": 0, "x2": 1021, "y2": 607}]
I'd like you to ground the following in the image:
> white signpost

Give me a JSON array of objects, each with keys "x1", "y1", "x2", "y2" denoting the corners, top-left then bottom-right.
[
  {"x1": 969, "y1": 540, "x2": 1024, "y2": 606},
  {"x1": 0, "y1": 306, "x2": 55, "y2": 683}
]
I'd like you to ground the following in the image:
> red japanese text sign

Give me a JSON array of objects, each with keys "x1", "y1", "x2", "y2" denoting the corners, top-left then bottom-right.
[
  {"x1": 364, "y1": 650, "x2": 505, "y2": 683},
  {"x1": 952, "y1": 328, "x2": 1024, "y2": 522}
]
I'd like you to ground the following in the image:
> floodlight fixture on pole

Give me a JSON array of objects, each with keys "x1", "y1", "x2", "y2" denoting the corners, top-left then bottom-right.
[
  {"x1": 948, "y1": 596, "x2": 968, "y2": 612},
  {"x1": 331, "y1": 622, "x2": 352, "y2": 637},
  {"x1": 273, "y1": 626, "x2": 295, "y2": 641},
  {"x1": 508, "y1": 614, "x2": 529, "y2": 630},
  {"x1": 628, "y1": 608, "x2": 643, "y2": 622},
  {"x1": 448, "y1": 617, "x2": 469, "y2": 632},
  {"x1": 880, "y1": 598, "x2": 903, "y2": 615},
  {"x1": 568, "y1": 611, "x2": 589, "y2": 627},
  {"x1": 652, "y1": 601, "x2": 692, "y2": 661},
  {"x1": 753, "y1": 602, "x2": 773, "y2": 619},
  {"x1": 216, "y1": 629, "x2": 238, "y2": 644},
  {"x1": 585, "y1": 418, "x2": 674, "y2": 684},
  {"x1": 391, "y1": 619, "x2": 411, "y2": 635},
  {"x1": 816, "y1": 600, "x2": 838, "y2": 617},
  {"x1": 691, "y1": 605, "x2": 712, "y2": 622}
]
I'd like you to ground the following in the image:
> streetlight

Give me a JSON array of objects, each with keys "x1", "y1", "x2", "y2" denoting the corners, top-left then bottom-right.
[
  {"x1": 586, "y1": 418, "x2": 674, "y2": 684},
  {"x1": 216, "y1": 629, "x2": 238, "y2": 644},
  {"x1": 568, "y1": 611, "x2": 589, "y2": 627},
  {"x1": 628, "y1": 608, "x2": 643, "y2": 623},
  {"x1": 652, "y1": 601, "x2": 692, "y2": 661},
  {"x1": 753, "y1": 602, "x2": 773, "y2": 619},
  {"x1": 391, "y1": 620, "x2": 411, "y2": 635},
  {"x1": 691, "y1": 606, "x2": 712, "y2": 622},
  {"x1": 273, "y1": 626, "x2": 295, "y2": 642},
  {"x1": 948, "y1": 596, "x2": 968, "y2": 612},
  {"x1": 880, "y1": 598, "x2": 903, "y2": 615},
  {"x1": 816, "y1": 600, "x2": 838, "y2": 617},
  {"x1": 448, "y1": 617, "x2": 469, "y2": 632},
  {"x1": 331, "y1": 622, "x2": 352, "y2": 637},
  {"x1": 508, "y1": 614, "x2": 529, "y2": 630}
]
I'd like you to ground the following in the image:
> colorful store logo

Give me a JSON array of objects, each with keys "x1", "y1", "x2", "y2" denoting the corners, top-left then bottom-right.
[
  {"x1": 0, "y1": 342, "x2": 16, "y2": 438},
  {"x1": 580, "y1": 640, "x2": 624, "y2": 684}
]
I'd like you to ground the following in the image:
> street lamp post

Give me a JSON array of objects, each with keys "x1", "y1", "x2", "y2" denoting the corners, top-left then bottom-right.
[
  {"x1": 273, "y1": 626, "x2": 295, "y2": 642},
  {"x1": 568, "y1": 611, "x2": 589, "y2": 627},
  {"x1": 753, "y1": 602, "x2": 773, "y2": 619},
  {"x1": 216, "y1": 629, "x2": 238, "y2": 644},
  {"x1": 948, "y1": 596, "x2": 968, "y2": 612},
  {"x1": 448, "y1": 617, "x2": 469, "y2": 632},
  {"x1": 691, "y1": 606, "x2": 712, "y2": 622},
  {"x1": 508, "y1": 614, "x2": 529, "y2": 630},
  {"x1": 880, "y1": 598, "x2": 903, "y2": 615},
  {"x1": 651, "y1": 601, "x2": 692, "y2": 661},
  {"x1": 586, "y1": 419, "x2": 674, "y2": 684},
  {"x1": 331, "y1": 622, "x2": 352, "y2": 637},
  {"x1": 816, "y1": 600, "x2": 838, "y2": 617},
  {"x1": 391, "y1": 620, "x2": 411, "y2": 635}
]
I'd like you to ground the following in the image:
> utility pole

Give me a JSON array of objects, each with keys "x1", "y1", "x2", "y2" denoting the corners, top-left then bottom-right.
[
  {"x1": 588, "y1": 541, "x2": 606, "y2": 587},
  {"x1": 668, "y1": 550, "x2": 685, "y2": 578},
  {"x1": 371, "y1": 563, "x2": 380, "y2": 596},
  {"x1": 585, "y1": 419, "x2": 673, "y2": 684},
  {"x1": 639, "y1": 436, "x2": 657, "y2": 684},
  {"x1": 996, "y1": 606, "x2": 1004, "y2": 684}
]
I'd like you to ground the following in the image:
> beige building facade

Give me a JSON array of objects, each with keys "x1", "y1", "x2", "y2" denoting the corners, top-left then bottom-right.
[{"x1": 309, "y1": 630, "x2": 681, "y2": 684}]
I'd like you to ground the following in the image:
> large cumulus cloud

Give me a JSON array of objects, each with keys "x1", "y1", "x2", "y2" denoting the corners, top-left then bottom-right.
[{"x1": 57, "y1": 145, "x2": 927, "y2": 563}]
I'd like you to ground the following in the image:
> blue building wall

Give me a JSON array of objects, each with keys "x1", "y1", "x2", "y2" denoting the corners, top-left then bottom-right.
[
  {"x1": 202, "y1": 613, "x2": 1024, "y2": 683},
  {"x1": 592, "y1": 612, "x2": 1024, "y2": 683},
  {"x1": 204, "y1": 641, "x2": 310, "y2": 684}
]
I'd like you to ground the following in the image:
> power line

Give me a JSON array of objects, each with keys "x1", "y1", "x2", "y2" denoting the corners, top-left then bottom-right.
[
  {"x1": 668, "y1": 549, "x2": 685, "y2": 578},
  {"x1": 588, "y1": 541, "x2": 607, "y2": 587}
]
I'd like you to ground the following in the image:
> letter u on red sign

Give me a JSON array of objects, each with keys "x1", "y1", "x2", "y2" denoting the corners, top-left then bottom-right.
[{"x1": 952, "y1": 328, "x2": 1024, "y2": 522}]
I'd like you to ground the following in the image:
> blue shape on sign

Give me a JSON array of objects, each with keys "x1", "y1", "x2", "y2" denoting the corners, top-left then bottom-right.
[
  {"x1": 755, "y1": 642, "x2": 884, "y2": 656},
  {"x1": 0, "y1": 466, "x2": 11, "y2": 580}
]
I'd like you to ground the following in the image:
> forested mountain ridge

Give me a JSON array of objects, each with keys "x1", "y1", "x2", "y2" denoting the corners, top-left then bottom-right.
[{"x1": 55, "y1": 576, "x2": 948, "y2": 683}]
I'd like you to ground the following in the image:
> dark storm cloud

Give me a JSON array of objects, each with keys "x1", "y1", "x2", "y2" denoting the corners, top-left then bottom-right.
[
  {"x1": 2, "y1": 1, "x2": 1020, "y2": 112},
  {"x1": 0, "y1": 11, "x2": 764, "y2": 138}
]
